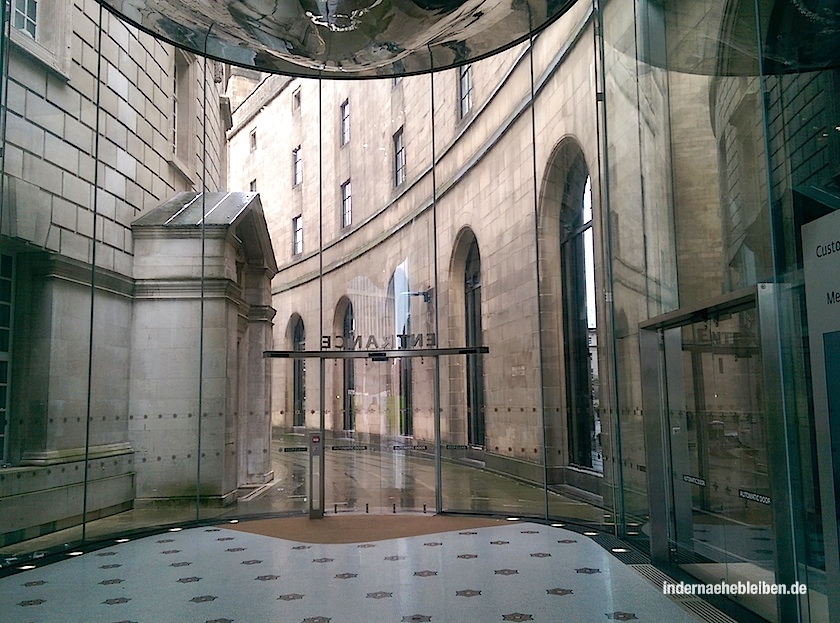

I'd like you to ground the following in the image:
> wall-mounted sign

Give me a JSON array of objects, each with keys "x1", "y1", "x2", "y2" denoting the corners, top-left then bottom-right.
[
  {"x1": 321, "y1": 333, "x2": 437, "y2": 350},
  {"x1": 393, "y1": 445, "x2": 428, "y2": 451},
  {"x1": 683, "y1": 474, "x2": 706, "y2": 487},
  {"x1": 446, "y1": 445, "x2": 469, "y2": 450},
  {"x1": 283, "y1": 447, "x2": 308, "y2": 453},
  {"x1": 803, "y1": 209, "x2": 840, "y2": 577},
  {"x1": 331, "y1": 445, "x2": 368, "y2": 451}
]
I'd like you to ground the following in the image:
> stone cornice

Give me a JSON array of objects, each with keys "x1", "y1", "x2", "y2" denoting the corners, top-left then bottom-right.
[
  {"x1": 30, "y1": 252, "x2": 134, "y2": 298},
  {"x1": 247, "y1": 305, "x2": 277, "y2": 323},
  {"x1": 134, "y1": 278, "x2": 243, "y2": 300}
]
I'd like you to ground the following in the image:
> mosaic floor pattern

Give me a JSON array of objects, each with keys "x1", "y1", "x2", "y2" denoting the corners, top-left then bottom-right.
[{"x1": 0, "y1": 520, "x2": 703, "y2": 623}]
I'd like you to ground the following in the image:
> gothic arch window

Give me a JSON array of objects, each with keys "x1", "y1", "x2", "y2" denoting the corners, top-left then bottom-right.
[
  {"x1": 561, "y1": 173, "x2": 602, "y2": 472},
  {"x1": 292, "y1": 316, "x2": 305, "y2": 427},
  {"x1": 464, "y1": 238, "x2": 485, "y2": 447},
  {"x1": 342, "y1": 302, "x2": 356, "y2": 431}
]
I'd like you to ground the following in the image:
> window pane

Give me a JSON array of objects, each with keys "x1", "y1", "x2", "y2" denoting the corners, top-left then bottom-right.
[{"x1": 0, "y1": 255, "x2": 12, "y2": 279}]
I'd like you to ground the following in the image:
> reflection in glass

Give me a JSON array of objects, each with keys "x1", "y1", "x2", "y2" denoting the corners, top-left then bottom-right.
[
  {"x1": 665, "y1": 309, "x2": 776, "y2": 620},
  {"x1": 388, "y1": 266, "x2": 413, "y2": 436}
]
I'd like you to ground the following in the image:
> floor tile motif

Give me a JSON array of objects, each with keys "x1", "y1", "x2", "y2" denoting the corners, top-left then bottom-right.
[
  {"x1": 18, "y1": 598, "x2": 46, "y2": 606},
  {"x1": 455, "y1": 589, "x2": 481, "y2": 597},
  {"x1": 576, "y1": 566, "x2": 601, "y2": 573},
  {"x1": 0, "y1": 521, "x2": 706, "y2": 623},
  {"x1": 366, "y1": 591, "x2": 392, "y2": 599}
]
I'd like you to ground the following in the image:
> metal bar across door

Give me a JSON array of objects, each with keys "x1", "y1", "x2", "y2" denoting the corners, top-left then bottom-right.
[{"x1": 264, "y1": 346, "x2": 489, "y2": 359}]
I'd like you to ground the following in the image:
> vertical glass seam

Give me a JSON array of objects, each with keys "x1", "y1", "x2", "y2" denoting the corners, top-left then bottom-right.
[{"x1": 81, "y1": 1, "x2": 105, "y2": 543}]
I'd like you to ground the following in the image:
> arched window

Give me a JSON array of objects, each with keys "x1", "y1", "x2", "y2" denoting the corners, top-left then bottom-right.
[
  {"x1": 389, "y1": 266, "x2": 413, "y2": 436},
  {"x1": 464, "y1": 239, "x2": 485, "y2": 447},
  {"x1": 292, "y1": 316, "x2": 305, "y2": 427},
  {"x1": 561, "y1": 175, "x2": 602, "y2": 472},
  {"x1": 343, "y1": 302, "x2": 355, "y2": 431}
]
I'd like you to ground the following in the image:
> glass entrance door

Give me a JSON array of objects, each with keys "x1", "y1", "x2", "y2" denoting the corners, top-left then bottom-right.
[
  {"x1": 324, "y1": 353, "x2": 436, "y2": 515},
  {"x1": 660, "y1": 302, "x2": 779, "y2": 620}
]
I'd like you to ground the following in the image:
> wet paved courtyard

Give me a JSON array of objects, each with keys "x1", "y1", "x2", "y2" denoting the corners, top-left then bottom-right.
[{"x1": 1, "y1": 431, "x2": 607, "y2": 559}]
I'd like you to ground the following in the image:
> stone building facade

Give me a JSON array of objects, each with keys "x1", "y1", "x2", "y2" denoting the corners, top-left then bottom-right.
[
  {"x1": 227, "y1": 0, "x2": 839, "y2": 619},
  {"x1": 229, "y1": 0, "x2": 615, "y2": 501},
  {"x1": 1, "y1": 0, "x2": 837, "y2": 619},
  {"x1": 0, "y1": 1, "x2": 275, "y2": 545}
]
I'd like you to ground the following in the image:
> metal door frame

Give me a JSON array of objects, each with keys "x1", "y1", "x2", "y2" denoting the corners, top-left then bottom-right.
[
  {"x1": 639, "y1": 284, "x2": 799, "y2": 620},
  {"x1": 265, "y1": 346, "x2": 488, "y2": 518}
]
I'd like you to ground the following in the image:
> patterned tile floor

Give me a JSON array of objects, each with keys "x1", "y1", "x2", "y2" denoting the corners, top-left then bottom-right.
[{"x1": 0, "y1": 521, "x2": 703, "y2": 623}]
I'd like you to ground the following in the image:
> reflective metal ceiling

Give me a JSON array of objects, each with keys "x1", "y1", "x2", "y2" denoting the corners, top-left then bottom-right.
[{"x1": 98, "y1": 0, "x2": 577, "y2": 77}]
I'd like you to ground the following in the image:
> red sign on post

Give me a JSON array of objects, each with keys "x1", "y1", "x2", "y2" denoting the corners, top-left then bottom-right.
[{"x1": 310, "y1": 432, "x2": 322, "y2": 456}]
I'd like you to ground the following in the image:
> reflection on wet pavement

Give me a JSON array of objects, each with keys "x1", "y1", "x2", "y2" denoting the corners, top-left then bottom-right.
[
  {"x1": 0, "y1": 431, "x2": 606, "y2": 558},
  {"x1": 261, "y1": 432, "x2": 605, "y2": 523}
]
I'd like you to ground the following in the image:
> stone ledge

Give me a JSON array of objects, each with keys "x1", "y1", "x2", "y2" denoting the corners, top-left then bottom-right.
[{"x1": 20, "y1": 443, "x2": 134, "y2": 466}]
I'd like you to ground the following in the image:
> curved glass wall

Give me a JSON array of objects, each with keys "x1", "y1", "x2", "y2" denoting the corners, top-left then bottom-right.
[{"x1": 1, "y1": 1, "x2": 838, "y2": 621}]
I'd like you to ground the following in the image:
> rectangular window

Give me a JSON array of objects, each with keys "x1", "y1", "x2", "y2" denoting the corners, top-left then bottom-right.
[
  {"x1": 292, "y1": 215, "x2": 303, "y2": 255},
  {"x1": 8, "y1": 0, "x2": 70, "y2": 75},
  {"x1": 340, "y1": 99, "x2": 350, "y2": 146},
  {"x1": 0, "y1": 253, "x2": 13, "y2": 463},
  {"x1": 293, "y1": 87, "x2": 301, "y2": 112},
  {"x1": 341, "y1": 180, "x2": 352, "y2": 228},
  {"x1": 13, "y1": 0, "x2": 37, "y2": 38},
  {"x1": 293, "y1": 146, "x2": 302, "y2": 186},
  {"x1": 249, "y1": 179, "x2": 257, "y2": 192},
  {"x1": 394, "y1": 127, "x2": 406, "y2": 187},
  {"x1": 459, "y1": 64, "x2": 473, "y2": 119},
  {"x1": 249, "y1": 128, "x2": 257, "y2": 151}
]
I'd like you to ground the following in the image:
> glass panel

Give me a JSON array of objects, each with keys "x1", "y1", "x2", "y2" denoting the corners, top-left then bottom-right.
[
  {"x1": 0, "y1": 1, "x2": 833, "y2": 620},
  {"x1": 666, "y1": 308, "x2": 777, "y2": 621}
]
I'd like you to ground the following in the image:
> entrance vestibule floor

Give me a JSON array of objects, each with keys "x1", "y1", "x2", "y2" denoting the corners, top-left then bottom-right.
[{"x1": 1, "y1": 516, "x2": 716, "y2": 623}]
